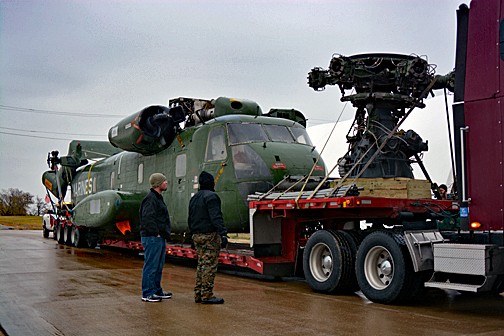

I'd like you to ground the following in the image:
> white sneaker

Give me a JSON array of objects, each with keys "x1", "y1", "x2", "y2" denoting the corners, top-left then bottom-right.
[
  {"x1": 142, "y1": 295, "x2": 162, "y2": 302},
  {"x1": 153, "y1": 291, "x2": 172, "y2": 299}
]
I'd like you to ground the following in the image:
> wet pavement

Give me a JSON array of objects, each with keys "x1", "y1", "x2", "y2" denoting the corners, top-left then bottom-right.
[{"x1": 1, "y1": 229, "x2": 504, "y2": 336}]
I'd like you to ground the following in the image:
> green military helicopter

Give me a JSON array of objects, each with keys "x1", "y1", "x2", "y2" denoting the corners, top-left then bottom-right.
[{"x1": 42, "y1": 97, "x2": 327, "y2": 247}]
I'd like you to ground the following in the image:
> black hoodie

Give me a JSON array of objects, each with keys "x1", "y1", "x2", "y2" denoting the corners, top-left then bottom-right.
[{"x1": 188, "y1": 171, "x2": 227, "y2": 236}]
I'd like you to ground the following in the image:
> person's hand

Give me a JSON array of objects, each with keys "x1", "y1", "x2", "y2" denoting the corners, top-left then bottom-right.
[{"x1": 220, "y1": 236, "x2": 228, "y2": 248}]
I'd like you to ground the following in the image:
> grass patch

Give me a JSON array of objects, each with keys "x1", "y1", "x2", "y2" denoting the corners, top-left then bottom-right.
[
  {"x1": 228, "y1": 232, "x2": 250, "y2": 243},
  {"x1": 0, "y1": 216, "x2": 42, "y2": 230},
  {"x1": 0, "y1": 216, "x2": 251, "y2": 242}
]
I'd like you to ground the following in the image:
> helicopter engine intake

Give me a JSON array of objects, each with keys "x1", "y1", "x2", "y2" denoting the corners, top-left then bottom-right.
[{"x1": 108, "y1": 105, "x2": 184, "y2": 156}]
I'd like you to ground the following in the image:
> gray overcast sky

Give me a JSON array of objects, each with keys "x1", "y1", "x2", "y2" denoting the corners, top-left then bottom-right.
[{"x1": 0, "y1": 0, "x2": 465, "y2": 200}]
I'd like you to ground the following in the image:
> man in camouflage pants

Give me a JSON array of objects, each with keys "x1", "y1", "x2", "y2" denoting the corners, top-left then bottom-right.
[{"x1": 188, "y1": 171, "x2": 228, "y2": 304}]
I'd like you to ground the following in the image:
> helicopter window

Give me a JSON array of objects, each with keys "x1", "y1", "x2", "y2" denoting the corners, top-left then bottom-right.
[
  {"x1": 290, "y1": 127, "x2": 313, "y2": 145},
  {"x1": 232, "y1": 145, "x2": 271, "y2": 179},
  {"x1": 175, "y1": 154, "x2": 186, "y2": 177},
  {"x1": 227, "y1": 123, "x2": 268, "y2": 144},
  {"x1": 205, "y1": 127, "x2": 227, "y2": 161},
  {"x1": 138, "y1": 163, "x2": 144, "y2": 184},
  {"x1": 264, "y1": 125, "x2": 295, "y2": 143}
]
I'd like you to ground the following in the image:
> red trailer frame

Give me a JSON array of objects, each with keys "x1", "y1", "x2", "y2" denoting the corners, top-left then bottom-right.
[{"x1": 247, "y1": 196, "x2": 457, "y2": 275}]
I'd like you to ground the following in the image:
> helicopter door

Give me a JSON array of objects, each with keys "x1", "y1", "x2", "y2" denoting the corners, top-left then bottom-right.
[
  {"x1": 174, "y1": 153, "x2": 187, "y2": 194},
  {"x1": 202, "y1": 126, "x2": 227, "y2": 181},
  {"x1": 202, "y1": 126, "x2": 244, "y2": 230},
  {"x1": 169, "y1": 152, "x2": 189, "y2": 227}
]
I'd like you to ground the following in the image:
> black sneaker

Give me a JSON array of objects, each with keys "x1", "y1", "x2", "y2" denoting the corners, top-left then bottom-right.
[
  {"x1": 201, "y1": 297, "x2": 224, "y2": 304},
  {"x1": 153, "y1": 291, "x2": 172, "y2": 300},
  {"x1": 142, "y1": 295, "x2": 162, "y2": 302}
]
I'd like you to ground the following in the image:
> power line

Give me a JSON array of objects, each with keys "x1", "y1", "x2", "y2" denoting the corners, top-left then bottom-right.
[
  {"x1": 1, "y1": 103, "x2": 340, "y2": 124},
  {"x1": 0, "y1": 104, "x2": 124, "y2": 118},
  {"x1": 0, "y1": 131, "x2": 100, "y2": 141},
  {"x1": 309, "y1": 118, "x2": 341, "y2": 123},
  {"x1": 0, "y1": 126, "x2": 103, "y2": 137}
]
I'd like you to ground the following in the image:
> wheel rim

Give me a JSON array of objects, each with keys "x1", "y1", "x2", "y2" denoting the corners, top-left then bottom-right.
[
  {"x1": 309, "y1": 242, "x2": 333, "y2": 282},
  {"x1": 363, "y1": 245, "x2": 394, "y2": 290}
]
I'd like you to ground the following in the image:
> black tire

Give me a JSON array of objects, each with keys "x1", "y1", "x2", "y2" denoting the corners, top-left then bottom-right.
[
  {"x1": 64, "y1": 225, "x2": 72, "y2": 246},
  {"x1": 338, "y1": 230, "x2": 360, "y2": 256},
  {"x1": 303, "y1": 230, "x2": 356, "y2": 293},
  {"x1": 355, "y1": 230, "x2": 423, "y2": 304},
  {"x1": 336, "y1": 230, "x2": 360, "y2": 292},
  {"x1": 71, "y1": 226, "x2": 86, "y2": 247},
  {"x1": 56, "y1": 224, "x2": 65, "y2": 244},
  {"x1": 491, "y1": 276, "x2": 504, "y2": 295},
  {"x1": 54, "y1": 224, "x2": 59, "y2": 241},
  {"x1": 43, "y1": 227, "x2": 50, "y2": 238},
  {"x1": 86, "y1": 231, "x2": 98, "y2": 249}
]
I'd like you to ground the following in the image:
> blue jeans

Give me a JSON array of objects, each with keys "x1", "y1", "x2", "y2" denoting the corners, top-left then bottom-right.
[{"x1": 141, "y1": 236, "x2": 166, "y2": 297}]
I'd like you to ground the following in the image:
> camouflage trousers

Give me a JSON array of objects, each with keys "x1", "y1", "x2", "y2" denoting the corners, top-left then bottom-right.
[{"x1": 192, "y1": 232, "x2": 222, "y2": 300}]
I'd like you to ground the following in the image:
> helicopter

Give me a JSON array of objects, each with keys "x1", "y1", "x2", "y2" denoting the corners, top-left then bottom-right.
[{"x1": 42, "y1": 96, "x2": 327, "y2": 247}]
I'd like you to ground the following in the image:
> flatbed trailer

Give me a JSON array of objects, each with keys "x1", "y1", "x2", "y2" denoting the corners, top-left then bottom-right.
[
  {"x1": 42, "y1": 0, "x2": 504, "y2": 305},
  {"x1": 100, "y1": 239, "x2": 265, "y2": 274},
  {"x1": 95, "y1": 195, "x2": 454, "y2": 281},
  {"x1": 48, "y1": 183, "x2": 500, "y2": 305}
]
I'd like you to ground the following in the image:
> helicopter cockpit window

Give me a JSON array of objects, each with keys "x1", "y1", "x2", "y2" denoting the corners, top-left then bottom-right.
[
  {"x1": 290, "y1": 127, "x2": 313, "y2": 145},
  {"x1": 264, "y1": 125, "x2": 295, "y2": 143},
  {"x1": 205, "y1": 127, "x2": 227, "y2": 161},
  {"x1": 228, "y1": 123, "x2": 268, "y2": 145},
  {"x1": 232, "y1": 145, "x2": 271, "y2": 179}
]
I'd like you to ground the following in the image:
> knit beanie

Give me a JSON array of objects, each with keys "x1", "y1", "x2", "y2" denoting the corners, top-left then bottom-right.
[
  {"x1": 149, "y1": 173, "x2": 167, "y2": 188},
  {"x1": 199, "y1": 171, "x2": 215, "y2": 191}
]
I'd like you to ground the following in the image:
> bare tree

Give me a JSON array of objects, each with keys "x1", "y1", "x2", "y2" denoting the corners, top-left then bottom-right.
[
  {"x1": 31, "y1": 196, "x2": 47, "y2": 216},
  {"x1": 0, "y1": 188, "x2": 34, "y2": 216}
]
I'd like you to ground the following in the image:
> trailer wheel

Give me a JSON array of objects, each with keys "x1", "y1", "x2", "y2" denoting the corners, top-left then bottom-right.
[
  {"x1": 71, "y1": 226, "x2": 86, "y2": 248},
  {"x1": 64, "y1": 225, "x2": 72, "y2": 246},
  {"x1": 356, "y1": 230, "x2": 422, "y2": 304},
  {"x1": 337, "y1": 230, "x2": 360, "y2": 292},
  {"x1": 56, "y1": 224, "x2": 65, "y2": 244},
  {"x1": 53, "y1": 222, "x2": 58, "y2": 240},
  {"x1": 43, "y1": 226, "x2": 50, "y2": 238},
  {"x1": 491, "y1": 275, "x2": 504, "y2": 295},
  {"x1": 303, "y1": 230, "x2": 356, "y2": 293},
  {"x1": 86, "y1": 231, "x2": 98, "y2": 249},
  {"x1": 54, "y1": 224, "x2": 60, "y2": 242}
]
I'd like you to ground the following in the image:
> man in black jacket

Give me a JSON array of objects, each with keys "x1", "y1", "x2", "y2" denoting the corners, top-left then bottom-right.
[
  {"x1": 188, "y1": 171, "x2": 228, "y2": 304},
  {"x1": 139, "y1": 173, "x2": 172, "y2": 302}
]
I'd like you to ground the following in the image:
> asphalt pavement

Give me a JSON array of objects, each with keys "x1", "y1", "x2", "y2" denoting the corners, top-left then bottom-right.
[{"x1": 1, "y1": 229, "x2": 504, "y2": 336}]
